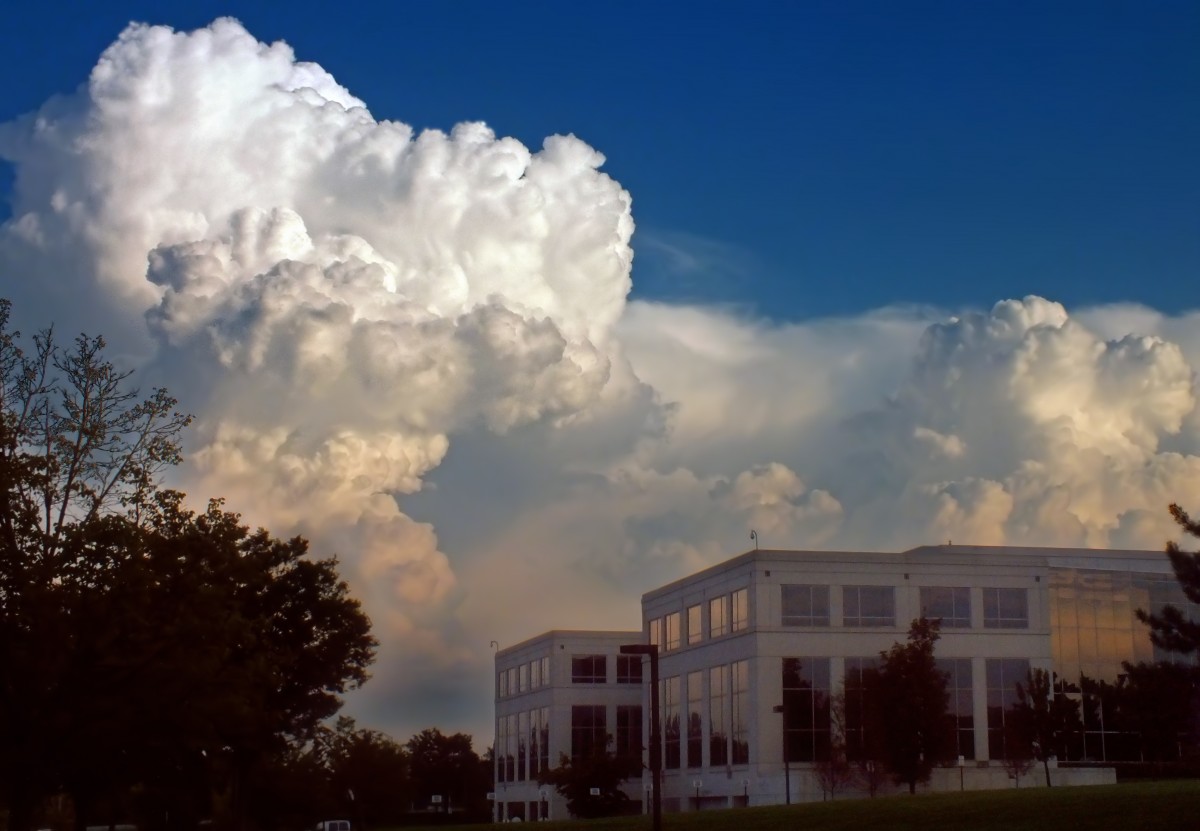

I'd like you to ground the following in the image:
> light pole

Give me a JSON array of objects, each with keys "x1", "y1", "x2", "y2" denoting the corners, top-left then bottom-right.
[
  {"x1": 958, "y1": 755, "x2": 965, "y2": 791},
  {"x1": 620, "y1": 644, "x2": 661, "y2": 831},
  {"x1": 692, "y1": 779, "x2": 702, "y2": 811},
  {"x1": 772, "y1": 704, "x2": 790, "y2": 805}
]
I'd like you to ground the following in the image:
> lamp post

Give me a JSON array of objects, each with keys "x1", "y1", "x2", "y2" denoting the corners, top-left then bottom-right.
[
  {"x1": 692, "y1": 779, "x2": 702, "y2": 811},
  {"x1": 772, "y1": 704, "x2": 790, "y2": 805},
  {"x1": 958, "y1": 755, "x2": 965, "y2": 791},
  {"x1": 620, "y1": 644, "x2": 661, "y2": 831}
]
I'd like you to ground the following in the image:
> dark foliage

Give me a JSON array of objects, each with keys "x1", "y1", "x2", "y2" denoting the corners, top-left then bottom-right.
[
  {"x1": 875, "y1": 617, "x2": 951, "y2": 794},
  {"x1": 1011, "y1": 668, "x2": 1082, "y2": 786},
  {"x1": 0, "y1": 302, "x2": 376, "y2": 830},
  {"x1": 405, "y1": 728, "x2": 491, "y2": 817},
  {"x1": 1137, "y1": 503, "x2": 1200, "y2": 655},
  {"x1": 537, "y1": 741, "x2": 641, "y2": 819}
]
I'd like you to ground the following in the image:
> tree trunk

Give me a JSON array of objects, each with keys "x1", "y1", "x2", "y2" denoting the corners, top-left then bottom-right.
[{"x1": 1043, "y1": 757, "x2": 1051, "y2": 788}]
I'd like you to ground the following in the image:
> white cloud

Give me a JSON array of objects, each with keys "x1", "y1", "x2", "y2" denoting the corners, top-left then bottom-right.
[{"x1": 3, "y1": 18, "x2": 1199, "y2": 745}]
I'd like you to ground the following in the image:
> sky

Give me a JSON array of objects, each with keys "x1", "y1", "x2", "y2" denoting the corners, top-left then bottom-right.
[{"x1": 1, "y1": 1, "x2": 1198, "y2": 745}]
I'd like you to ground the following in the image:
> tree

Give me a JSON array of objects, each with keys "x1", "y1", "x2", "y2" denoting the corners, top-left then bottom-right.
[
  {"x1": 1137, "y1": 503, "x2": 1200, "y2": 656},
  {"x1": 1011, "y1": 668, "x2": 1082, "y2": 786},
  {"x1": 875, "y1": 617, "x2": 950, "y2": 794},
  {"x1": 405, "y1": 728, "x2": 489, "y2": 815},
  {"x1": 321, "y1": 717, "x2": 412, "y2": 827},
  {"x1": 0, "y1": 302, "x2": 191, "y2": 830},
  {"x1": 537, "y1": 741, "x2": 640, "y2": 819},
  {"x1": 0, "y1": 302, "x2": 376, "y2": 830},
  {"x1": 812, "y1": 689, "x2": 854, "y2": 801},
  {"x1": 1121, "y1": 661, "x2": 1200, "y2": 761}
]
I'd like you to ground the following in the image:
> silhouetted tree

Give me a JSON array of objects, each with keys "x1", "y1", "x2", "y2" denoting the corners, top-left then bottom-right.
[
  {"x1": 405, "y1": 728, "x2": 487, "y2": 815},
  {"x1": 1011, "y1": 668, "x2": 1082, "y2": 786},
  {"x1": 812, "y1": 689, "x2": 854, "y2": 800},
  {"x1": 320, "y1": 717, "x2": 412, "y2": 826},
  {"x1": 1137, "y1": 503, "x2": 1200, "y2": 656},
  {"x1": 0, "y1": 302, "x2": 376, "y2": 830},
  {"x1": 875, "y1": 618, "x2": 950, "y2": 794},
  {"x1": 537, "y1": 740, "x2": 640, "y2": 819}
]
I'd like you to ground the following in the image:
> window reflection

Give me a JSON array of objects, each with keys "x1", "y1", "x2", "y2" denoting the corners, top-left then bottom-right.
[
  {"x1": 920, "y1": 586, "x2": 970, "y2": 628},
  {"x1": 843, "y1": 585, "x2": 895, "y2": 627},
  {"x1": 982, "y1": 587, "x2": 1028, "y2": 628},
  {"x1": 783, "y1": 657, "x2": 831, "y2": 763},
  {"x1": 782, "y1": 584, "x2": 830, "y2": 626}
]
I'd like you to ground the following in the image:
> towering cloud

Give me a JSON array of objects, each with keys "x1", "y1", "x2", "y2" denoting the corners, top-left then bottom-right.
[{"x1": 2, "y1": 18, "x2": 1198, "y2": 740}]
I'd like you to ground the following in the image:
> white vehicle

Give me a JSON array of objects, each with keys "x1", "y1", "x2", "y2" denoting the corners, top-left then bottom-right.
[{"x1": 314, "y1": 821, "x2": 351, "y2": 831}]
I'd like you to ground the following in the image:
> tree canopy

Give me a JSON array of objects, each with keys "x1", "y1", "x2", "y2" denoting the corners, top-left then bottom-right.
[
  {"x1": 537, "y1": 741, "x2": 640, "y2": 819},
  {"x1": 0, "y1": 301, "x2": 376, "y2": 830},
  {"x1": 1138, "y1": 503, "x2": 1200, "y2": 656},
  {"x1": 875, "y1": 617, "x2": 950, "y2": 794},
  {"x1": 1010, "y1": 668, "x2": 1082, "y2": 787}
]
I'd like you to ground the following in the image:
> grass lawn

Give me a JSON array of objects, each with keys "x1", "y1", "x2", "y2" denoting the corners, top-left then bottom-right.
[{"x1": 402, "y1": 780, "x2": 1200, "y2": 831}]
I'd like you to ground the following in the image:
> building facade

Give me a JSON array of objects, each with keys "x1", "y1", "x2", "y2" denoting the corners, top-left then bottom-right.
[
  {"x1": 495, "y1": 544, "x2": 1195, "y2": 814},
  {"x1": 493, "y1": 630, "x2": 643, "y2": 821}
]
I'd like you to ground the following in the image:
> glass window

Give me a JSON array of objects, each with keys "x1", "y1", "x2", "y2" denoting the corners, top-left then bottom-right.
[
  {"x1": 732, "y1": 588, "x2": 749, "y2": 632},
  {"x1": 530, "y1": 658, "x2": 541, "y2": 689},
  {"x1": 983, "y1": 588, "x2": 1029, "y2": 629},
  {"x1": 688, "y1": 604, "x2": 703, "y2": 645},
  {"x1": 540, "y1": 656, "x2": 550, "y2": 687},
  {"x1": 617, "y1": 654, "x2": 643, "y2": 684},
  {"x1": 519, "y1": 663, "x2": 529, "y2": 693},
  {"x1": 528, "y1": 708, "x2": 541, "y2": 778},
  {"x1": 781, "y1": 584, "x2": 830, "y2": 626},
  {"x1": 687, "y1": 670, "x2": 703, "y2": 768},
  {"x1": 517, "y1": 710, "x2": 528, "y2": 781},
  {"x1": 921, "y1": 586, "x2": 971, "y2": 628},
  {"x1": 709, "y1": 596, "x2": 728, "y2": 638},
  {"x1": 842, "y1": 656, "x2": 877, "y2": 762},
  {"x1": 783, "y1": 657, "x2": 832, "y2": 762},
  {"x1": 499, "y1": 670, "x2": 508, "y2": 698},
  {"x1": 663, "y1": 676, "x2": 681, "y2": 769},
  {"x1": 571, "y1": 704, "x2": 606, "y2": 760},
  {"x1": 731, "y1": 660, "x2": 750, "y2": 763},
  {"x1": 506, "y1": 713, "x2": 517, "y2": 782},
  {"x1": 986, "y1": 658, "x2": 1030, "y2": 759},
  {"x1": 649, "y1": 617, "x2": 662, "y2": 648},
  {"x1": 937, "y1": 658, "x2": 975, "y2": 760},
  {"x1": 496, "y1": 716, "x2": 507, "y2": 782},
  {"x1": 709, "y1": 665, "x2": 729, "y2": 766},
  {"x1": 843, "y1": 585, "x2": 895, "y2": 626},
  {"x1": 571, "y1": 654, "x2": 606, "y2": 683},
  {"x1": 507, "y1": 667, "x2": 518, "y2": 695},
  {"x1": 616, "y1": 705, "x2": 643, "y2": 764},
  {"x1": 665, "y1": 611, "x2": 682, "y2": 650},
  {"x1": 539, "y1": 705, "x2": 550, "y2": 771}
]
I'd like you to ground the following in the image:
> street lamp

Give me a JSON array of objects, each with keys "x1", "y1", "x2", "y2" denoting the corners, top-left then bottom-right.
[
  {"x1": 772, "y1": 704, "x2": 790, "y2": 805},
  {"x1": 620, "y1": 644, "x2": 661, "y2": 831},
  {"x1": 692, "y1": 779, "x2": 702, "y2": 811}
]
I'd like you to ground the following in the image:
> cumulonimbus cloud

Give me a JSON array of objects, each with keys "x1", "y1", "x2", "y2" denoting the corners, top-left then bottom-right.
[{"x1": 3, "y1": 18, "x2": 1198, "y2": 742}]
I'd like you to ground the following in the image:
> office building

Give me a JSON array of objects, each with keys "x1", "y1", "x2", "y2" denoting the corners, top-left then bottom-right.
[{"x1": 495, "y1": 544, "x2": 1194, "y2": 814}]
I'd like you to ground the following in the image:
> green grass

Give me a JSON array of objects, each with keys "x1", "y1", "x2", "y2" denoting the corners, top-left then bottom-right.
[{"x1": 400, "y1": 780, "x2": 1200, "y2": 831}]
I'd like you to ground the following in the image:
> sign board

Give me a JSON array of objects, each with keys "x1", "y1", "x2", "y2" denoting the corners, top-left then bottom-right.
[
  {"x1": 589, "y1": 787, "x2": 600, "y2": 796},
  {"x1": 486, "y1": 792, "x2": 495, "y2": 801},
  {"x1": 431, "y1": 795, "x2": 443, "y2": 804}
]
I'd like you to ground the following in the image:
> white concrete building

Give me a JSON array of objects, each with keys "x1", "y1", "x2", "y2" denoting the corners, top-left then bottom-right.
[
  {"x1": 495, "y1": 544, "x2": 1195, "y2": 814},
  {"x1": 493, "y1": 630, "x2": 643, "y2": 822}
]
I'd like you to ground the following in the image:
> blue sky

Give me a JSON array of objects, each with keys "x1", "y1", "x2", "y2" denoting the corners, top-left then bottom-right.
[
  {"x1": 2, "y1": 0, "x2": 1197, "y2": 320},
  {"x1": 2, "y1": 2, "x2": 1199, "y2": 741}
]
